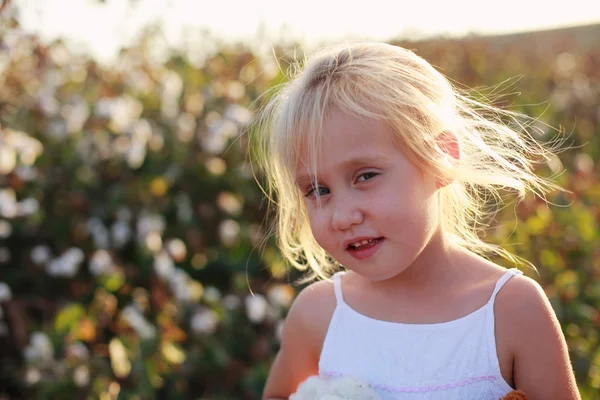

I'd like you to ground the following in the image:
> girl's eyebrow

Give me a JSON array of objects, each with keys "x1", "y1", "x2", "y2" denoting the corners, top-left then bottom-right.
[{"x1": 295, "y1": 153, "x2": 388, "y2": 186}]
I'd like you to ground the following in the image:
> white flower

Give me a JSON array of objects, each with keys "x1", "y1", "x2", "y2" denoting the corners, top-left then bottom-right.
[
  {"x1": 190, "y1": 308, "x2": 219, "y2": 335},
  {"x1": 291, "y1": 375, "x2": 381, "y2": 400},
  {"x1": 245, "y1": 294, "x2": 268, "y2": 324},
  {"x1": 0, "y1": 282, "x2": 12, "y2": 302}
]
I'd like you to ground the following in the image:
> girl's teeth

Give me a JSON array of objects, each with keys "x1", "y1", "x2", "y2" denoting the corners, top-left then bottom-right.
[{"x1": 352, "y1": 239, "x2": 374, "y2": 247}]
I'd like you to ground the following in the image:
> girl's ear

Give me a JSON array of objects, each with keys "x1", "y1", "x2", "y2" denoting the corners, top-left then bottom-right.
[
  {"x1": 435, "y1": 130, "x2": 460, "y2": 189},
  {"x1": 437, "y1": 130, "x2": 460, "y2": 161}
]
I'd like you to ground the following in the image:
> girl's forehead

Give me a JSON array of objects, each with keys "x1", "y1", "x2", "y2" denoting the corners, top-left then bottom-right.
[{"x1": 293, "y1": 114, "x2": 402, "y2": 179}]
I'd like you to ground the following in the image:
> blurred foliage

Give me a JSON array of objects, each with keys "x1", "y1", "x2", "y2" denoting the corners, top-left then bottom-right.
[{"x1": 0, "y1": 10, "x2": 599, "y2": 400}]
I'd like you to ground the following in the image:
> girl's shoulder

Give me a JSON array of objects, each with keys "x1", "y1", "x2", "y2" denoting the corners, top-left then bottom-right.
[
  {"x1": 493, "y1": 271, "x2": 579, "y2": 397},
  {"x1": 493, "y1": 271, "x2": 557, "y2": 340},
  {"x1": 283, "y1": 277, "x2": 338, "y2": 354}
]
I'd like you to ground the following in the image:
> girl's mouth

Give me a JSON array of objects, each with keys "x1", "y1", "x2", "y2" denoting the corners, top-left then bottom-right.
[{"x1": 346, "y1": 237, "x2": 383, "y2": 260}]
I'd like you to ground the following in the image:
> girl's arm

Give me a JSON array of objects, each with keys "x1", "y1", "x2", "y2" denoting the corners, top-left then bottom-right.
[
  {"x1": 262, "y1": 280, "x2": 335, "y2": 399},
  {"x1": 498, "y1": 275, "x2": 580, "y2": 400}
]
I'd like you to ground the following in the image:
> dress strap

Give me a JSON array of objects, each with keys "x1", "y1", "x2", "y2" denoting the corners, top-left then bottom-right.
[
  {"x1": 485, "y1": 267, "x2": 524, "y2": 383},
  {"x1": 487, "y1": 268, "x2": 523, "y2": 306},
  {"x1": 331, "y1": 271, "x2": 345, "y2": 304}
]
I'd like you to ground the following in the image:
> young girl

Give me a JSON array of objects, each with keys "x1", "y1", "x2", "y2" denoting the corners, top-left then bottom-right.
[{"x1": 252, "y1": 42, "x2": 580, "y2": 399}]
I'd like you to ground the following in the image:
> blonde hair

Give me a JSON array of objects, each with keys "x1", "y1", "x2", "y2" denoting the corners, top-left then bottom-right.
[{"x1": 251, "y1": 42, "x2": 562, "y2": 282}]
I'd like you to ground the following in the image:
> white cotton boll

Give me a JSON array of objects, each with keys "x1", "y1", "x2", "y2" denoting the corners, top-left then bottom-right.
[
  {"x1": 111, "y1": 220, "x2": 131, "y2": 248},
  {"x1": 89, "y1": 250, "x2": 114, "y2": 276},
  {"x1": 25, "y1": 367, "x2": 41, "y2": 385},
  {"x1": 19, "y1": 198, "x2": 39, "y2": 216},
  {"x1": 15, "y1": 165, "x2": 38, "y2": 181},
  {"x1": 290, "y1": 375, "x2": 381, "y2": 400},
  {"x1": 245, "y1": 294, "x2": 268, "y2": 323},
  {"x1": 328, "y1": 376, "x2": 380, "y2": 400},
  {"x1": 170, "y1": 269, "x2": 194, "y2": 303},
  {"x1": 46, "y1": 256, "x2": 80, "y2": 278},
  {"x1": 290, "y1": 376, "x2": 330, "y2": 400},
  {"x1": 87, "y1": 218, "x2": 110, "y2": 249},
  {"x1": 153, "y1": 251, "x2": 175, "y2": 281},
  {"x1": 223, "y1": 104, "x2": 253, "y2": 126},
  {"x1": 127, "y1": 141, "x2": 146, "y2": 169},
  {"x1": 166, "y1": 238, "x2": 187, "y2": 261},
  {"x1": 121, "y1": 305, "x2": 156, "y2": 339},
  {"x1": 0, "y1": 188, "x2": 17, "y2": 218},
  {"x1": 222, "y1": 294, "x2": 241, "y2": 310},
  {"x1": 73, "y1": 365, "x2": 90, "y2": 387},
  {"x1": 0, "y1": 282, "x2": 12, "y2": 302},
  {"x1": 31, "y1": 245, "x2": 52, "y2": 265},
  {"x1": 190, "y1": 308, "x2": 219, "y2": 335},
  {"x1": 218, "y1": 219, "x2": 240, "y2": 247},
  {"x1": 115, "y1": 206, "x2": 132, "y2": 222},
  {"x1": 64, "y1": 248, "x2": 85, "y2": 265},
  {"x1": 0, "y1": 321, "x2": 8, "y2": 336},
  {"x1": 24, "y1": 332, "x2": 54, "y2": 364},
  {"x1": 67, "y1": 342, "x2": 89, "y2": 360},
  {"x1": 0, "y1": 220, "x2": 11, "y2": 238},
  {"x1": 203, "y1": 286, "x2": 221, "y2": 303},
  {"x1": 0, "y1": 147, "x2": 16, "y2": 174},
  {"x1": 267, "y1": 284, "x2": 295, "y2": 309}
]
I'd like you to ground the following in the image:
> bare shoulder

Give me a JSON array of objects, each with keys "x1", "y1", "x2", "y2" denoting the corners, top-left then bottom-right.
[
  {"x1": 494, "y1": 272, "x2": 559, "y2": 356},
  {"x1": 495, "y1": 273, "x2": 550, "y2": 318},
  {"x1": 262, "y1": 277, "x2": 338, "y2": 399},
  {"x1": 285, "y1": 278, "x2": 337, "y2": 346},
  {"x1": 495, "y1": 272, "x2": 580, "y2": 399}
]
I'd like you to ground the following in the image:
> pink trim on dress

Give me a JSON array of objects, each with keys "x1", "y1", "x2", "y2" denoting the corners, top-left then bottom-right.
[{"x1": 321, "y1": 371, "x2": 497, "y2": 393}]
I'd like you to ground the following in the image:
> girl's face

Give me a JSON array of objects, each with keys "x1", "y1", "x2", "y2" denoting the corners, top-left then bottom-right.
[{"x1": 295, "y1": 109, "x2": 440, "y2": 281}]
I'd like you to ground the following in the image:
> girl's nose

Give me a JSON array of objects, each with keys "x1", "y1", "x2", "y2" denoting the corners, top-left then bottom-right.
[{"x1": 331, "y1": 198, "x2": 363, "y2": 231}]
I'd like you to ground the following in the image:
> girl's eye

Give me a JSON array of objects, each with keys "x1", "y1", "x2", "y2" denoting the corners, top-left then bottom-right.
[
  {"x1": 305, "y1": 186, "x2": 330, "y2": 198},
  {"x1": 357, "y1": 172, "x2": 378, "y2": 182}
]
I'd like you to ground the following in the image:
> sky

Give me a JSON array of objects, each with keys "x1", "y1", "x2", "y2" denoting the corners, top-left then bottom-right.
[{"x1": 14, "y1": 0, "x2": 600, "y2": 65}]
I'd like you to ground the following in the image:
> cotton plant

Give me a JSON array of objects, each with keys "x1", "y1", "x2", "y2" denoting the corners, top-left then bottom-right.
[{"x1": 290, "y1": 375, "x2": 381, "y2": 400}]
